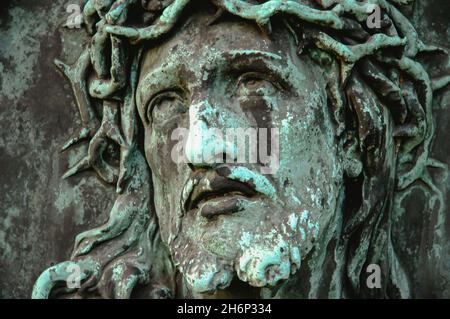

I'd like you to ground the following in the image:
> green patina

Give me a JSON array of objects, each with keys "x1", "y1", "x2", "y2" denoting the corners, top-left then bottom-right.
[{"x1": 22, "y1": 0, "x2": 449, "y2": 299}]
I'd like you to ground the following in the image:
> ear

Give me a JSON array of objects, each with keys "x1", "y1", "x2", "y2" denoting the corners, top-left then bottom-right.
[{"x1": 342, "y1": 133, "x2": 363, "y2": 178}]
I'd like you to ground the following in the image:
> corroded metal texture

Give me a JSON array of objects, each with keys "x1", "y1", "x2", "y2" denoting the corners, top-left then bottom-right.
[{"x1": 0, "y1": 0, "x2": 449, "y2": 298}]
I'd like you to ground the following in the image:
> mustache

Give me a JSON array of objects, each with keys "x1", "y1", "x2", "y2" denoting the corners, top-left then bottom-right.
[{"x1": 180, "y1": 164, "x2": 279, "y2": 214}]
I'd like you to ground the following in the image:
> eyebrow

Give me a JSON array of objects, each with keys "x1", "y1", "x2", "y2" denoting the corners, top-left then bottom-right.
[
  {"x1": 137, "y1": 49, "x2": 287, "y2": 109},
  {"x1": 137, "y1": 65, "x2": 180, "y2": 112},
  {"x1": 222, "y1": 50, "x2": 284, "y2": 63},
  {"x1": 220, "y1": 50, "x2": 286, "y2": 75},
  {"x1": 222, "y1": 50, "x2": 290, "y2": 89}
]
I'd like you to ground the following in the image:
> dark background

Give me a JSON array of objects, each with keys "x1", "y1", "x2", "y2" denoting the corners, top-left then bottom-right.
[{"x1": 0, "y1": 0, "x2": 449, "y2": 298}]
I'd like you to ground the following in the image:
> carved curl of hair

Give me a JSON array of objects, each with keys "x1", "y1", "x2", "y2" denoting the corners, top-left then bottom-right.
[{"x1": 33, "y1": 0, "x2": 449, "y2": 298}]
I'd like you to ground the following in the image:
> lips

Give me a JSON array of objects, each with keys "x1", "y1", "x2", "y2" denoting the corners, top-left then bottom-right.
[{"x1": 182, "y1": 169, "x2": 258, "y2": 218}]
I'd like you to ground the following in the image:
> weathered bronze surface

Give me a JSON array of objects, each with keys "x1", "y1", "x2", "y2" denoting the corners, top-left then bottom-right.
[{"x1": 0, "y1": 0, "x2": 449, "y2": 298}]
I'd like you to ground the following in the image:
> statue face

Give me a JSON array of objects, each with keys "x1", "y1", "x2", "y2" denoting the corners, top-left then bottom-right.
[
  {"x1": 26, "y1": 0, "x2": 445, "y2": 301},
  {"x1": 137, "y1": 12, "x2": 344, "y2": 295}
]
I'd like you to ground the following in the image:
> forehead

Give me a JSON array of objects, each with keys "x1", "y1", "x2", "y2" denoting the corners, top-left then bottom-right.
[{"x1": 139, "y1": 11, "x2": 294, "y2": 79}]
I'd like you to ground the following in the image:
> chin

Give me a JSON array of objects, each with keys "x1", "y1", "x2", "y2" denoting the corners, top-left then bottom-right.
[{"x1": 170, "y1": 209, "x2": 304, "y2": 295}]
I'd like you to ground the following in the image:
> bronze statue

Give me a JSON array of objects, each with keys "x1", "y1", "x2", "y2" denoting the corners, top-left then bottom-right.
[{"x1": 32, "y1": 0, "x2": 449, "y2": 299}]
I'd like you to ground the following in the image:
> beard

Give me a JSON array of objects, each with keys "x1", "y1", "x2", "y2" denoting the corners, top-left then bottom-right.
[{"x1": 168, "y1": 204, "x2": 307, "y2": 295}]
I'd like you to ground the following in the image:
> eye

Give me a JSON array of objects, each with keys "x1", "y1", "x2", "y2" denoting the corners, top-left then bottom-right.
[
  {"x1": 146, "y1": 90, "x2": 186, "y2": 124},
  {"x1": 237, "y1": 72, "x2": 278, "y2": 97}
]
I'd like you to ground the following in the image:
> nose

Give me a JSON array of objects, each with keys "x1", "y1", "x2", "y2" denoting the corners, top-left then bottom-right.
[{"x1": 185, "y1": 100, "x2": 237, "y2": 166}]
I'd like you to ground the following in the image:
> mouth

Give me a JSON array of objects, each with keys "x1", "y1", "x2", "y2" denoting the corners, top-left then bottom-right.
[{"x1": 182, "y1": 167, "x2": 261, "y2": 218}]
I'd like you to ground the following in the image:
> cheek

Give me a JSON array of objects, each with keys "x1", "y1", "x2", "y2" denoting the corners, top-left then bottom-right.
[
  {"x1": 279, "y1": 127, "x2": 341, "y2": 205},
  {"x1": 276, "y1": 138, "x2": 342, "y2": 251},
  {"x1": 275, "y1": 97, "x2": 343, "y2": 230},
  {"x1": 144, "y1": 127, "x2": 191, "y2": 243},
  {"x1": 143, "y1": 130, "x2": 174, "y2": 238},
  {"x1": 144, "y1": 132, "x2": 160, "y2": 177},
  {"x1": 144, "y1": 124, "x2": 180, "y2": 178}
]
